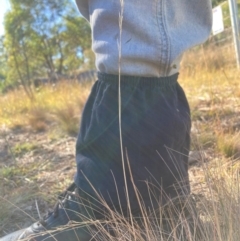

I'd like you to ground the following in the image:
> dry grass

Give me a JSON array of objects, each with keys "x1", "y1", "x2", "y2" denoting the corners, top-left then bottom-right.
[
  {"x1": 217, "y1": 133, "x2": 240, "y2": 158},
  {"x1": 54, "y1": 104, "x2": 80, "y2": 136},
  {"x1": 0, "y1": 80, "x2": 91, "y2": 135}
]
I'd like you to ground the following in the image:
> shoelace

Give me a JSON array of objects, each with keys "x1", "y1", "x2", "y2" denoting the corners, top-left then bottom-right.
[{"x1": 39, "y1": 183, "x2": 78, "y2": 226}]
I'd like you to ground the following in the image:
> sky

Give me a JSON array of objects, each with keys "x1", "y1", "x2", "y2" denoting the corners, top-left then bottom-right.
[
  {"x1": 0, "y1": 0, "x2": 10, "y2": 36},
  {"x1": 0, "y1": 0, "x2": 80, "y2": 36},
  {"x1": 0, "y1": 1, "x2": 219, "y2": 37}
]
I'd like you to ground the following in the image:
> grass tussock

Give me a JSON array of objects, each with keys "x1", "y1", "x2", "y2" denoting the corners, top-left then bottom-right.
[
  {"x1": 28, "y1": 107, "x2": 49, "y2": 132},
  {"x1": 54, "y1": 105, "x2": 80, "y2": 136},
  {"x1": 191, "y1": 132, "x2": 216, "y2": 151},
  {"x1": 81, "y1": 157, "x2": 240, "y2": 241},
  {"x1": 217, "y1": 134, "x2": 240, "y2": 159}
]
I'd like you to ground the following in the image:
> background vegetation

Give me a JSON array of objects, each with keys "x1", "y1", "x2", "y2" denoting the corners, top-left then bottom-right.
[
  {"x1": 0, "y1": 0, "x2": 240, "y2": 94},
  {"x1": 0, "y1": 0, "x2": 93, "y2": 94}
]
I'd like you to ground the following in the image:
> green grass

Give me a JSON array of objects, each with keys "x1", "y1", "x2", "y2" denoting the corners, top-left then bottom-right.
[
  {"x1": 11, "y1": 142, "x2": 38, "y2": 157},
  {"x1": 0, "y1": 166, "x2": 18, "y2": 178}
]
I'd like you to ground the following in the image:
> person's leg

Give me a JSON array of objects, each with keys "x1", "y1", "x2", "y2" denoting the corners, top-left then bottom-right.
[{"x1": 75, "y1": 72, "x2": 191, "y2": 217}]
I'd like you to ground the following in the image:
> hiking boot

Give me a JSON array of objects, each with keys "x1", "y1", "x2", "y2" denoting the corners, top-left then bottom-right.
[{"x1": 0, "y1": 183, "x2": 95, "y2": 241}]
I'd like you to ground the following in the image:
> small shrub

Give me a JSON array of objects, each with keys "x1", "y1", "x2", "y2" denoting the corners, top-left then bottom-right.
[{"x1": 11, "y1": 142, "x2": 38, "y2": 157}]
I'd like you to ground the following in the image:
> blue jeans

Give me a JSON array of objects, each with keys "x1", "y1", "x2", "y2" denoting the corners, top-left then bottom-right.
[{"x1": 74, "y1": 73, "x2": 191, "y2": 218}]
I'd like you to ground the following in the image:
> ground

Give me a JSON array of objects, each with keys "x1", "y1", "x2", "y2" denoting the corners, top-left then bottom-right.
[{"x1": 0, "y1": 127, "x2": 76, "y2": 236}]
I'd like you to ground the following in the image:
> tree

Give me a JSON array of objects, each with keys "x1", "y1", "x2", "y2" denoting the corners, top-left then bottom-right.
[
  {"x1": 0, "y1": 36, "x2": 7, "y2": 82},
  {"x1": 3, "y1": 0, "x2": 92, "y2": 94},
  {"x1": 4, "y1": 1, "x2": 35, "y2": 98}
]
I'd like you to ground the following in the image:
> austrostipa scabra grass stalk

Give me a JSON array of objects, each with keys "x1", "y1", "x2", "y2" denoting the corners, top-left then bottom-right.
[
  {"x1": 117, "y1": 0, "x2": 137, "y2": 239},
  {"x1": 117, "y1": 1, "x2": 140, "y2": 240}
]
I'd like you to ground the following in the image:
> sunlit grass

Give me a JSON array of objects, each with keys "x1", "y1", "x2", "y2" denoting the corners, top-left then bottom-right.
[{"x1": 0, "y1": 80, "x2": 91, "y2": 134}]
